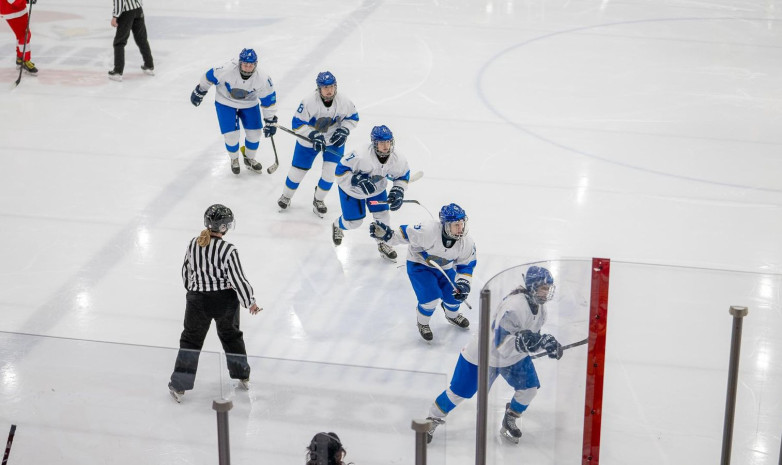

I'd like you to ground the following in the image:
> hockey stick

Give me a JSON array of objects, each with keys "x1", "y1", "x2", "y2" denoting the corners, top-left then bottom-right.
[
  {"x1": 368, "y1": 199, "x2": 434, "y2": 218},
  {"x1": 2, "y1": 424, "x2": 16, "y2": 465},
  {"x1": 273, "y1": 124, "x2": 344, "y2": 158},
  {"x1": 530, "y1": 337, "x2": 588, "y2": 360},
  {"x1": 12, "y1": 0, "x2": 33, "y2": 88},
  {"x1": 368, "y1": 199, "x2": 421, "y2": 206},
  {"x1": 429, "y1": 261, "x2": 473, "y2": 310},
  {"x1": 267, "y1": 135, "x2": 279, "y2": 174}
]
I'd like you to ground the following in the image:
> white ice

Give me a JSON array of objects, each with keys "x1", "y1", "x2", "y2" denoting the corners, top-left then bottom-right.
[{"x1": 0, "y1": 0, "x2": 780, "y2": 464}]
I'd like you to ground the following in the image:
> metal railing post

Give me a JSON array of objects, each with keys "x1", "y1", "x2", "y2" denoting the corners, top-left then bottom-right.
[
  {"x1": 213, "y1": 399, "x2": 233, "y2": 465},
  {"x1": 475, "y1": 289, "x2": 491, "y2": 465},
  {"x1": 411, "y1": 419, "x2": 431, "y2": 465},
  {"x1": 720, "y1": 306, "x2": 748, "y2": 465}
]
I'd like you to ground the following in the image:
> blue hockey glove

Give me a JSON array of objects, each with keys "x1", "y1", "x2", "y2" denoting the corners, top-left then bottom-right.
[
  {"x1": 350, "y1": 172, "x2": 369, "y2": 186},
  {"x1": 452, "y1": 279, "x2": 470, "y2": 302},
  {"x1": 387, "y1": 186, "x2": 405, "y2": 211},
  {"x1": 308, "y1": 131, "x2": 327, "y2": 152},
  {"x1": 540, "y1": 334, "x2": 563, "y2": 360},
  {"x1": 351, "y1": 172, "x2": 376, "y2": 195},
  {"x1": 369, "y1": 221, "x2": 393, "y2": 242},
  {"x1": 263, "y1": 116, "x2": 278, "y2": 137},
  {"x1": 329, "y1": 127, "x2": 350, "y2": 147},
  {"x1": 514, "y1": 330, "x2": 543, "y2": 353},
  {"x1": 190, "y1": 85, "x2": 207, "y2": 107}
]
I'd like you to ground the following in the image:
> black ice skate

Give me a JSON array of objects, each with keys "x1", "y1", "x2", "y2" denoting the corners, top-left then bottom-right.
[
  {"x1": 16, "y1": 58, "x2": 38, "y2": 75},
  {"x1": 500, "y1": 403, "x2": 522, "y2": 444},
  {"x1": 426, "y1": 416, "x2": 445, "y2": 444},
  {"x1": 278, "y1": 194, "x2": 291, "y2": 211},
  {"x1": 312, "y1": 199, "x2": 327, "y2": 217},
  {"x1": 444, "y1": 307, "x2": 470, "y2": 329},
  {"x1": 230, "y1": 158, "x2": 240, "y2": 175},
  {"x1": 241, "y1": 147, "x2": 262, "y2": 173},
  {"x1": 332, "y1": 223, "x2": 344, "y2": 246},
  {"x1": 141, "y1": 64, "x2": 155, "y2": 76},
  {"x1": 377, "y1": 242, "x2": 397, "y2": 261},
  {"x1": 107, "y1": 69, "x2": 122, "y2": 81},
  {"x1": 168, "y1": 382, "x2": 184, "y2": 403},
  {"x1": 417, "y1": 322, "x2": 433, "y2": 341}
]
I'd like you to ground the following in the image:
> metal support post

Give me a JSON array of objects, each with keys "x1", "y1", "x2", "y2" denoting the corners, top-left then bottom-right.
[
  {"x1": 411, "y1": 419, "x2": 432, "y2": 465},
  {"x1": 475, "y1": 289, "x2": 491, "y2": 465},
  {"x1": 720, "y1": 306, "x2": 748, "y2": 465},
  {"x1": 213, "y1": 399, "x2": 233, "y2": 465}
]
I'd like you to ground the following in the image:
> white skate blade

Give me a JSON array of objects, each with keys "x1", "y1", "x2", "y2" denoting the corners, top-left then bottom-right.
[
  {"x1": 500, "y1": 427, "x2": 520, "y2": 444},
  {"x1": 169, "y1": 388, "x2": 184, "y2": 403}
]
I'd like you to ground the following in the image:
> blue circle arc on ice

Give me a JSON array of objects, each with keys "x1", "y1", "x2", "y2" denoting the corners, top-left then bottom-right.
[{"x1": 476, "y1": 17, "x2": 782, "y2": 194}]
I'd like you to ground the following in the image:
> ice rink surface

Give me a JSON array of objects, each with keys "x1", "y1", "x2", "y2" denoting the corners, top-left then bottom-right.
[{"x1": 0, "y1": 0, "x2": 780, "y2": 463}]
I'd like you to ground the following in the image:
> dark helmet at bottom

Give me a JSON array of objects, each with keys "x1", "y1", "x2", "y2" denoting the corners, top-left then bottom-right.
[
  {"x1": 204, "y1": 204, "x2": 234, "y2": 233},
  {"x1": 306, "y1": 432, "x2": 345, "y2": 465}
]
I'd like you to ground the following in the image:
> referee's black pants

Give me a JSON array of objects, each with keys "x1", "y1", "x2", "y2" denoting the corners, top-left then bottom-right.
[
  {"x1": 169, "y1": 289, "x2": 250, "y2": 391},
  {"x1": 112, "y1": 7, "x2": 154, "y2": 74}
]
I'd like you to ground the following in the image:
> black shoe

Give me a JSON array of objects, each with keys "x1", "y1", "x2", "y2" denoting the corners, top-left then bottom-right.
[
  {"x1": 168, "y1": 382, "x2": 184, "y2": 403},
  {"x1": 500, "y1": 403, "x2": 522, "y2": 443},
  {"x1": 332, "y1": 223, "x2": 344, "y2": 246},
  {"x1": 108, "y1": 70, "x2": 122, "y2": 81},
  {"x1": 16, "y1": 58, "x2": 38, "y2": 75},
  {"x1": 241, "y1": 147, "x2": 263, "y2": 172},
  {"x1": 426, "y1": 416, "x2": 445, "y2": 444},
  {"x1": 417, "y1": 322, "x2": 433, "y2": 341},
  {"x1": 230, "y1": 158, "x2": 240, "y2": 174},
  {"x1": 278, "y1": 194, "x2": 291, "y2": 210},
  {"x1": 141, "y1": 64, "x2": 155, "y2": 75},
  {"x1": 377, "y1": 242, "x2": 397, "y2": 261}
]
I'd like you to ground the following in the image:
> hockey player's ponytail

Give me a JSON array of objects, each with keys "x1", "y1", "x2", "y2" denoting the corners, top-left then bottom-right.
[{"x1": 196, "y1": 228, "x2": 211, "y2": 247}]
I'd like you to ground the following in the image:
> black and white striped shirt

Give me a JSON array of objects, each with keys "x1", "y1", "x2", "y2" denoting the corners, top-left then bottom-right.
[
  {"x1": 181, "y1": 236, "x2": 255, "y2": 309},
  {"x1": 113, "y1": 0, "x2": 143, "y2": 17}
]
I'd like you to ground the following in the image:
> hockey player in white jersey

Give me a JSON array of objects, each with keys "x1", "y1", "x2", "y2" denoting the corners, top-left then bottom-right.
[
  {"x1": 277, "y1": 71, "x2": 359, "y2": 216},
  {"x1": 331, "y1": 125, "x2": 410, "y2": 261},
  {"x1": 424, "y1": 266, "x2": 563, "y2": 444},
  {"x1": 369, "y1": 203, "x2": 476, "y2": 340},
  {"x1": 190, "y1": 48, "x2": 278, "y2": 175}
]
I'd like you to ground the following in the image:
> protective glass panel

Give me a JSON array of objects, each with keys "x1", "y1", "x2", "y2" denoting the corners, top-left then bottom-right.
[
  {"x1": 477, "y1": 259, "x2": 593, "y2": 463},
  {"x1": 0, "y1": 332, "x2": 221, "y2": 463},
  {"x1": 601, "y1": 262, "x2": 782, "y2": 464},
  {"x1": 224, "y1": 354, "x2": 447, "y2": 465}
]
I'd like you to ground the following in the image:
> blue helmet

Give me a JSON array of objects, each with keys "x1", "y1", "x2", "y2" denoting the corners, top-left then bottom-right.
[
  {"x1": 316, "y1": 71, "x2": 337, "y2": 87},
  {"x1": 370, "y1": 125, "x2": 394, "y2": 160},
  {"x1": 439, "y1": 203, "x2": 468, "y2": 240},
  {"x1": 371, "y1": 125, "x2": 393, "y2": 142},
  {"x1": 239, "y1": 48, "x2": 258, "y2": 64},
  {"x1": 525, "y1": 266, "x2": 555, "y2": 304}
]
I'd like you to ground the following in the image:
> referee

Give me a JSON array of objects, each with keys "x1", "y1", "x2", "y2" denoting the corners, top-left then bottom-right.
[
  {"x1": 109, "y1": 0, "x2": 154, "y2": 81},
  {"x1": 168, "y1": 204, "x2": 261, "y2": 403}
]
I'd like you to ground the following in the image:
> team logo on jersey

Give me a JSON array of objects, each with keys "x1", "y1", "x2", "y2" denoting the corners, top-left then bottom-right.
[
  {"x1": 425, "y1": 255, "x2": 451, "y2": 267},
  {"x1": 314, "y1": 117, "x2": 335, "y2": 133}
]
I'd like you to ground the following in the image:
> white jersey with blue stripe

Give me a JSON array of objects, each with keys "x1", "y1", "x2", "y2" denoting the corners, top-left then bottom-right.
[
  {"x1": 461, "y1": 291, "x2": 547, "y2": 367},
  {"x1": 387, "y1": 220, "x2": 477, "y2": 283},
  {"x1": 335, "y1": 143, "x2": 410, "y2": 199},
  {"x1": 292, "y1": 90, "x2": 359, "y2": 147},
  {"x1": 199, "y1": 61, "x2": 278, "y2": 115}
]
